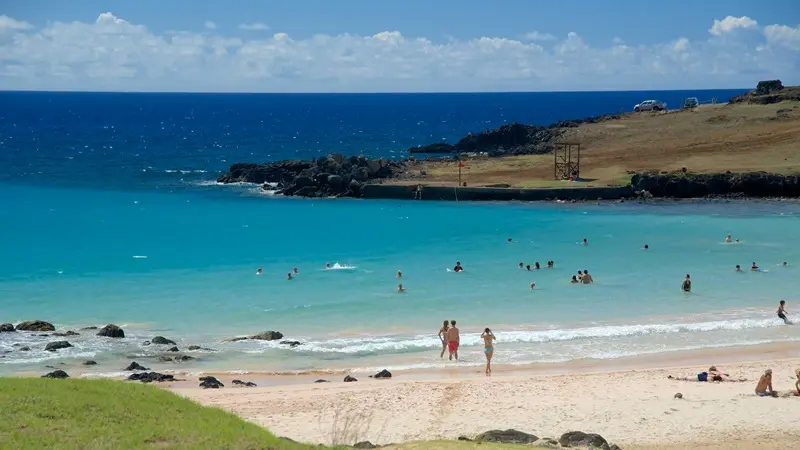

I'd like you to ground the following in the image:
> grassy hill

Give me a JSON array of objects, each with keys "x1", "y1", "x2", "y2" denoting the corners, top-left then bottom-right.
[
  {"x1": 0, "y1": 378, "x2": 311, "y2": 450},
  {"x1": 396, "y1": 99, "x2": 800, "y2": 188}
]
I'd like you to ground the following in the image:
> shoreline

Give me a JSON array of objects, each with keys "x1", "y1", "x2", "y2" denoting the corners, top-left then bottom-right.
[{"x1": 171, "y1": 353, "x2": 800, "y2": 447}]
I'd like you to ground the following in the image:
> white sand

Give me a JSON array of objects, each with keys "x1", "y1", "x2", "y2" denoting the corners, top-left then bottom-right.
[{"x1": 174, "y1": 358, "x2": 800, "y2": 448}]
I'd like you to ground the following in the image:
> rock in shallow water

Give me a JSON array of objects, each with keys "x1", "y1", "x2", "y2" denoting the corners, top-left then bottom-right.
[
  {"x1": 16, "y1": 320, "x2": 55, "y2": 332},
  {"x1": 151, "y1": 336, "x2": 176, "y2": 345},
  {"x1": 124, "y1": 361, "x2": 150, "y2": 371},
  {"x1": 0, "y1": 323, "x2": 15, "y2": 332},
  {"x1": 96, "y1": 324, "x2": 125, "y2": 338},
  {"x1": 83, "y1": 360, "x2": 97, "y2": 365},
  {"x1": 45, "y1": 341, "x2": 73, "y2": 352}
]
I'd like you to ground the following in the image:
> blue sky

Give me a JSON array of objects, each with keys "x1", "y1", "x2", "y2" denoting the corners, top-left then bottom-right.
[{"x1": 1, "y1": 1, "x2": 799, "y2": 92}]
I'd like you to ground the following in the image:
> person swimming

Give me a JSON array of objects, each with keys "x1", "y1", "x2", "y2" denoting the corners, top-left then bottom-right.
[
  {"x1": 293, "y1": 267, "x2": 299, "y2": 275},
  {"x1": 735, "y1": 265, "x2": 743, "y2": 272},
  {"x1": 642, "y1": 244, "x2": 649, "y2": 250},
  {"x1": 507, "y1": 238, "x2": 513, "y2": 243},
  {"x1": 547, "y1": 260, "x2": 554, "y2": 268},
  {"x1": 534, "y1": 262, "x2": 540, "y2": 270},
  {"x1": 453, "y1": 262, "x2": 463, "y2": 272},
  {"x1": 581, "y1": 238, "x2": 588, "y2": 245},
  {"x1": 682, "y1": 274, "x2": 691, "y2": 292},
  {"x1": 529, "y1": 282, "x2": 536, "y2": 290},
  {"x1": 526, "y1": 264, "x2": 531, "y2": 271},
  {"x1": 287, "y1": 272, "x2": 293, "y2": 280},
  {"x1": 751, "y1": 262, "x2": 759, "y2": 271},
  {"x1": 519, "y1": 262, "x2": 524, "y2": 269},
  {"x1": 725, "y1": 234, "x2": 732, "y2": 243},
  {"x1": 325, "y1": 263, "x2": 331, "y2": 269},
  {"x1": 256, "y1": 268, "x2": 263, "y2": 275},
  {"x1": 397, "y1": 283, "x2": 406, "y2": 293},
  {"x1": 783, "y1": 261, "x2": 789, "y2": 267},
  {"x1": 570, "y1": 275, "x2": 579, "y2": 284},
  {"x1": 397, "y1": 270, "x2": 403, "y2": 278},
  {"x1": 577, "y1": 270, "x2": 584, "y2": 280}
]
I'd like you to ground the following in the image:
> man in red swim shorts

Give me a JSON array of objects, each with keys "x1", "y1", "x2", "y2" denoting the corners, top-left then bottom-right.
[{"x1": 446, "y1": 320, "x2": 460, "y2": 361}]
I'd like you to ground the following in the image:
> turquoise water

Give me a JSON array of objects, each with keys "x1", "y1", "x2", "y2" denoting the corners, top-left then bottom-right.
[{"x1": 3, "y1": 184, "x2": 799, "y2": 375}]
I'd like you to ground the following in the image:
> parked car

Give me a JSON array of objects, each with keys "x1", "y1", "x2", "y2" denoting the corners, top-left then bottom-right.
[
  {"x1": 682, "y1": 97, "x2": 699, "y2": 109},
  {"x1": 633, "y1": 100, "x2": 667, "y2": 112}
]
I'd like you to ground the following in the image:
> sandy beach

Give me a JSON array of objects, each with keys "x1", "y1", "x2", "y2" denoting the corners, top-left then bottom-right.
[{"x1": 173, "y1": 353, "x2": 800, "y2": 449}]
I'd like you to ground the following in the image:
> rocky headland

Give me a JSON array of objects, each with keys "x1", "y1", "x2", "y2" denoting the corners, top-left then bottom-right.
[{"x1": 630, "y1": 171, "x2": 800, "y2": 199}]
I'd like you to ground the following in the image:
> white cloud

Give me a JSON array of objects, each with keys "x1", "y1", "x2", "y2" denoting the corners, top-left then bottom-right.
[
  {"x1": 709, "y1": 16, "x2": 759, "y2": 36},
  {"x1": 204, "y1": 21, "x2": 216, "y2": 30},
  {"x1": 0, "y1": 14, "x2": 33, "y2": 32},
  {"x1": 238, "y1": 23, "x2": 269, "y2": 31},
  {"x1": 523, "y1": 31, "x2": 555, "y2": 41},
  {"x1": 0, "y1": 12, "x2": 797, "y2": 92},
  {"x1": 764, "y1": 24, "x2": 800, "y2": 50}
]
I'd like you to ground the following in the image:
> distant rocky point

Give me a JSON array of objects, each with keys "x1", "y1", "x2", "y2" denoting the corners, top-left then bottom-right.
[{"x1": 729, "y1": 80, "x2": 800, "y2": 104}]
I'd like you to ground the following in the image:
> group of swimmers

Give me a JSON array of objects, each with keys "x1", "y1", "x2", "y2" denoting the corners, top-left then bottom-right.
[{"x1": 570, "y1": 270, "x2": 594, "y2": 284}]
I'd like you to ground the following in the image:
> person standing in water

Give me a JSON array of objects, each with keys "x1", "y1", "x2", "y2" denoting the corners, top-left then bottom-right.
[
  {"x1": 397, "y1": 270, "x2": 403, "y2": 278},
  {"x1": 481, "y1": 327, "x2": 496, "y2": 375},
  {"x1": 287, "y1": 272, "x2": 293, "y2": 280},
  {"x1": 437, "y1": 320, "x2": 449, "y2": 358},
  {"x1": 682, "y1": 274, "x2": 692, "y2": 292},
  {"x1": 293, "y1": 267, "x2": 299, "y2": 275},
  {"x1": 397, "y1": 283, "x2": 406, "y2": 293},
  {"x1": 725, "y1": 234, "x2": 732, "y2": 244},
  {"x1": 777, "y1": 300, "x2": 789, "y2": 324},
  {"x1": 581, "y1": 238, "x2": 588, "y2": 245},
  {"x1": 581, "y1": 270, "x2": 593, "y2": 284},
  {"x1": 256, "y1": 268, "x2": 263, "y2": 275},
  {"x1": 446, "y1": 320, "x2": 460, "y2": 360},
  {"x1": 453, "y1": 262, "x2": 463, "y2": 272}
]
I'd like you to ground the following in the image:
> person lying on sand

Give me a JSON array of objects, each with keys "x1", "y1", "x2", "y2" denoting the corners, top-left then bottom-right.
[
  {"x1": 667, "y1": 366, "x2": 747, "y2": 383},
  {"x1": 755, "y1": 369, "x2": 776, "y2": 397}
]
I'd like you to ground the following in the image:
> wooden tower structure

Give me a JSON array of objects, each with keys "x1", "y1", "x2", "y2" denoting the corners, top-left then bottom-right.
[{"x1": 554, "y1": 142, "x2": 581, "y2": 180}]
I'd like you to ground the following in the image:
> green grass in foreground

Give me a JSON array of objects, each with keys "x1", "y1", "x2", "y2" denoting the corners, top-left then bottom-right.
[{"x1": 0, "y1": 378, "x2": 315, "y2": 450}]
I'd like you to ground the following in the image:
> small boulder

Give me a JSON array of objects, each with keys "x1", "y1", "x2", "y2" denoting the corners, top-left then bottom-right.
[
  {"x1": 175, "y1": 355, "x2": 194, "y2": 362},
  {"x1": 226, "y1": 337, "x2": 249, "y2": 342},
  {"x1": 45, "y1": 341, "x2": 73, "y2": 352},
  {"x1": 124, "y1": 361, "x2": 150, "y2": 371},
  {"x1": 152, "y1": 336, "x2": 177, "y2": 345},
  {"x1": 0, "y1": 323, "x2": 15, "y2": 332},
  {"x1": 199, "y1": 376, "x2": 224, "y2": 389},
  {"x1": 279, "y1": 340, "x2": 303, "y2": 347},
  {"x1": 83, "y1": 360, "x2": 97, "y2": 365},
  {"x1": 187, "y1": 345, "x2": 201, "y2": 350},
  {"x1": 16, "y1": 320, "x2": 55, "y2": 332},
  {"x1": 249, "y1": 331, "x2": 284, "y2": 341},
  {"x1": 42, "y1": 370, "x2": 70, "y2": 379},
  {"x1": 314, "y1": 379, "x2": 330, "y2": 383},
  {"x1": 674, "y1": 392, "x2": 683, "y2": 399},
  {"x1": 167, "y1": 346, "x2": 179, "y2": 352},
  {"x1": 559, "y1": 431, "x2": 609, "y2": 449},
  {"x1": 475, "y1": 429, "x2": 539, "y2": 444},
  {"x1": 232, "y1": 379, "x2": 258, "y2": 387},
  {"x1": 128, "y1": 371, "x2": 174, "y2": 383},
  {"x1": 344, "y1": 375, "x2": 358, "y2": 382},
  {"x1": 457, "y1": 436, "x2": 472, "y2": 442},
  {"x1": 81, "y1": 326, "x2": 98, "y2": 330},
  {"x1": 370, "y1": 369, "x2": 392, "y2": 379},
  {"x1": 53, "y1": 330, "x2": 80, "y2": 337},
  {"x1": 18, "y1": 346, "x2": 31, "y2": 352},
  {"x1": 157, "y1": 356, "x2": 174, "y2": 363},
  {"x1": 142, "y1": 341, "x2": 151, "y2": 346},
  {"x1": 96, "y1": 324, "x2": 125, "y2": 338},
  {"x1": 353, "y1": 442, "x2": 377, "y2": 449}
]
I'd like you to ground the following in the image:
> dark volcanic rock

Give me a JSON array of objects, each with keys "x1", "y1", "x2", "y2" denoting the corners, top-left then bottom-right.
[
  {"x1": 279, "y1": 340, "x2": 302, "y2": 347},
  {"x1": 232, "y1": 379, "x2": 258, "y2": 387},
  {"x1": 18, "y1": 346, "x2": 31, "y2": 351},
  {"x1": 344, "y1": 375, "x2": 358, "y2": 382},
  {"x1": 352, "y1": 441, "x2": 377, "y2": 449},
  {"x1": 558, "y1": 431, "x2": 609, "y2": 449},
  {"x1": 96, "y1": 324, "x2": 125, "y2": 338},
  {"x1": 83, "y1": 360, "x2": 97, "y2": 365},
  {"x1": 53, "y1": 331, "x2": 80, "y2": 337},
  {"x1": 199, "y1": 376, "x2": 224, "y2": 389},
  {"x1": 314, "y1": 379, "x2": 330, "y2": 383},
  {"x1": 167, "y1": 346, "x2": 179, "y2": 352},
  {"x1": 249, "y1": 331, "x2": 284, "y2": 341},
  {"x1": 370, "y1": 369, "x2": 392, "y2": 379},
  {"x1": 0, "y1": 323, "x2": 15, "y2": 332},
  {"x1": 151, "y1": 336, "x2": 177, "y2": 345},
  {"x1": 81, "y1": 326, "x2": 98, "y2": 330},
  {"x1": 16, "y1": 320, "x2": 55, "y2": 332},
  {"x1": 42, "y1": 370, "x2": 70, "y2": 379},
  {"x1": 630, "y1": 171, "x2": 800, "y2": 199},
  {"x1": 218, "y1": 154, "x2": 406, "y2": 199},
  {"x1": 475, "y1": 429, "x2": 539, "y2": 444},
  {"x1": 45, "y1": 341, "x2": 73, "y2": 351},
  {"x1": 124, "y1": 361, "x2": 150, "y2": 371},
  {"x1": 128, "y1": 371, "x2": 174, "y2": 383},
  {"x1": 175, "y1": 355, "x2": 194, "y2": 362}
]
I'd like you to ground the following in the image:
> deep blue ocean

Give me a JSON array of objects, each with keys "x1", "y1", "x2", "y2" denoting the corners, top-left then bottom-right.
[{"x1": 3, "y1": 89, "x2": 799, "y2": 377}]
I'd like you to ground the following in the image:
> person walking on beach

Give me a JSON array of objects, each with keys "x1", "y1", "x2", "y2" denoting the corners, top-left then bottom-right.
[
  {"x1": 446, "y1": 320, "x2": 460, "y2": 361},
  {"x1": 481, "y1": 327, "x2": 496, "y2": 375},
  {"x1": 437, "y1": 320, "x2": 449, "y2": 358},
  {"x1": 682, "y1": 274, "x2": 691, "y2": 293},
  {"x1": 777, "y1": 300, "x2": 789, "y2": 324}
]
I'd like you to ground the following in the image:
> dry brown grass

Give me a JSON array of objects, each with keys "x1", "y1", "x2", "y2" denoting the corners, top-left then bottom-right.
[{"x1": 392, "y1": 102, "x2": 800, "y2": 188}]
